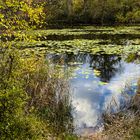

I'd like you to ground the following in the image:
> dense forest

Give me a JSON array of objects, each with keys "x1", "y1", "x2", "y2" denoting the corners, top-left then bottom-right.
[
  {"x1": 0, "y1": 0, "x2": 140, "y2": 30},
  {"x1": 45, "y1": 0, "x2": 140, "y2": 25}
]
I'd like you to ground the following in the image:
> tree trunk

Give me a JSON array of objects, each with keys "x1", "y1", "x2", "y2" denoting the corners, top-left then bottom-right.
[
  {"x1": 66, "y1": 0, "x2": 73, "y2": 17},
  {"x1": 100, "y1": 0, "x2": 106, "y2": 25},
  {"x1": 83, "y1": 0, "x2": 88, "y2": 14}
]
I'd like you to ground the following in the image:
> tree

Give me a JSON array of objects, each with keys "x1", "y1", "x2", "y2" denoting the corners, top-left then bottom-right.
[
  {"x1": 0, "y1": 0, "x2": 45, "y2": 31},
  {"x1": 66, "y1": 0, "x2": 73, "y2": 17}
]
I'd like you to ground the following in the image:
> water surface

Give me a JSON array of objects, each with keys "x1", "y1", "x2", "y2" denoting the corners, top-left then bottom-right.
[
  {"x1": 31, "y1": 26, "x2": 140, "y2": 135},
  {"x1": 47, "y1": 53, "x2": 140, "y2": 135}
]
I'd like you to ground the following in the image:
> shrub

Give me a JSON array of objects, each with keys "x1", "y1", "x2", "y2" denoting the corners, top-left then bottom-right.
[{"x1": 0, "y1": 46, "x2": 73, "y2": 139}]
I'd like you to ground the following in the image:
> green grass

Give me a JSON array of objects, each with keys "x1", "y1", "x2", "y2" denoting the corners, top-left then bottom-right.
[{"x1": 132, "y1": 129, "x2": 140, "y2": 140}]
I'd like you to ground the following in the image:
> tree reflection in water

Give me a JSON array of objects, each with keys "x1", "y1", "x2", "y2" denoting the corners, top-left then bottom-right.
[{"x1": 47, "y1": 53, "x2": 123, "y2": 82}]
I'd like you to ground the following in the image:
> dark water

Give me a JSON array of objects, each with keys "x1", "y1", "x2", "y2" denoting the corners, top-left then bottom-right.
[
  {"x1": 47, "y1": 53, "x2": 140, "y2": 135},
  {"x1": 40, "y1": 33, "x2": 140, "y2": 41}
]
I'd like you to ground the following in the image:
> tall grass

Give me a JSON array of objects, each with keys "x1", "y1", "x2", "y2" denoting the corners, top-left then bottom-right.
[
  {"x1": 0, "y1": 47, "x2": 76, "y2": 139},
  {"x1": 101, "y1": 82, "x2": 140, "y2": 140}
]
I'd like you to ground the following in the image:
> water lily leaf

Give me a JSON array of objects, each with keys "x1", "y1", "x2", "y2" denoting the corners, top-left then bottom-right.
[
  {"x1": 85, "y1": 75, "x2": 89, "y2": 79},
  {"x1": 94, "y1": 69, "x2": 101, "y2": 76},
  {"x1": 99, "y1": 81, "x2": 108, "y2": 86}
]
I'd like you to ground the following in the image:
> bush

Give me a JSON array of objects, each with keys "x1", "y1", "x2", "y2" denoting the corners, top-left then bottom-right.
[{"x1": 0, "y1": 47, "x2": 74, "y2": 139}]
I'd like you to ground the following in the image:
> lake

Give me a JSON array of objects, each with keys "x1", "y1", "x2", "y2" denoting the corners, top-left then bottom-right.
[{"x1": 21, "y1": 26, "x2": 140, "y2": 135}]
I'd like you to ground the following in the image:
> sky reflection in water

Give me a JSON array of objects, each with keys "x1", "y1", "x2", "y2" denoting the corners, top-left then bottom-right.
[{"x1": 47, "y1": 53, "x2": 140, "y2": 133}]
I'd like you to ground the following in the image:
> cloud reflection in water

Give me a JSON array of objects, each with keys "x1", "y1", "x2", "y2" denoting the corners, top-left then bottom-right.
[
  {"x1": 47, "y1": 53, "x2": 140, "y2": 133},
  {"x1": 71, "y1": 61, "x2": 140, "y2": 132}
]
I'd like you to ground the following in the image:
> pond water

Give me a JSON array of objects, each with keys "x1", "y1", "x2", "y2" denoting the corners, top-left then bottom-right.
[
  {"x1": 47, "y1": 53, "x2": 140, "y2": 135},
  {"x1": 19, "y1": 26, "x2": 140, "y2": 135}
]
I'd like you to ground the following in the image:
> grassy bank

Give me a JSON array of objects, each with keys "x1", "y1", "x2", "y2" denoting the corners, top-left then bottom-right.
[{"x1": 0, "y1": 47, "x2": 78, "y2": 139}]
